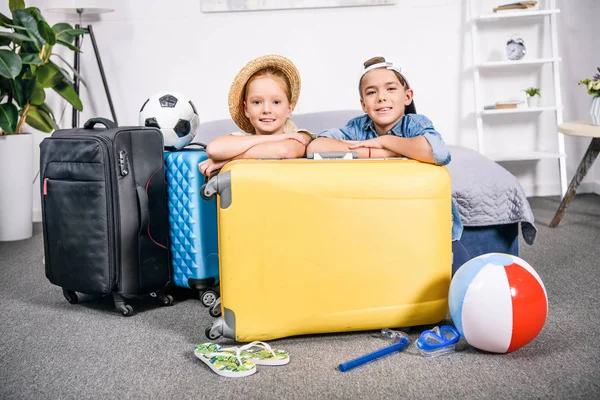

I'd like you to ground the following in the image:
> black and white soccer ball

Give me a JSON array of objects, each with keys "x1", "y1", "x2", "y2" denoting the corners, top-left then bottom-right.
[{"x1": 139, "y1": 92, "x2": 200, "y2": 150}]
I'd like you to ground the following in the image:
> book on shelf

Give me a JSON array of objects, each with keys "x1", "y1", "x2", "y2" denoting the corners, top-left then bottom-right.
[
  {"x1": 493, "y1": 1, "x2": 537, "y2": 12},
  {"x1": 484, "y1": 101, "x2": 526, "y2": 110}
]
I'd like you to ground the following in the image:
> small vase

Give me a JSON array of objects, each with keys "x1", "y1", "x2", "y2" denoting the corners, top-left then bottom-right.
[
  {"x1": 527, "y1": 96, "x2": 539, "y2": 108},
  {"x1": 590, "y1": 96, "x2": 600, "y2": 126}
]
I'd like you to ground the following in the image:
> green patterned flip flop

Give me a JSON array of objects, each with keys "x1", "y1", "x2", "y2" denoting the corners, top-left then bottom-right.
[
  {"x1": 224, "y1": 341, "x2": 290, "y2": 366},
  {"x1": 194, "y1": 343, "x2": 256, "y2": 378}
]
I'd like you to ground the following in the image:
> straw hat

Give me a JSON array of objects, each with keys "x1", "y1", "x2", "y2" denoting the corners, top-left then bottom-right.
[{"x1": 228, "y1": 54, "x2": 301, "y2": 133}]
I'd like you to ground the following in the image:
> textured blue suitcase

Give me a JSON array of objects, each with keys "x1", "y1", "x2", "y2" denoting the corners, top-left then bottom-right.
[{"x1": 164, "y1": 147, "x2": 220, "y2": 309}]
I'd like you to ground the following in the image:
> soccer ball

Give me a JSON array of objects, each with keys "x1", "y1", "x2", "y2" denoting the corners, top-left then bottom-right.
[{"x1": 139, "y1": 92, "x2": 200, "y2": 150}]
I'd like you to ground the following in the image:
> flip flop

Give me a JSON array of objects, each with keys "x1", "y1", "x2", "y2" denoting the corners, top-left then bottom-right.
[
  {"x1": 194, "y1": 343, "x2": 256, "y2": 378},
  {"x1": 224, "y1": 341, "x2": 290, "y2": 366}
]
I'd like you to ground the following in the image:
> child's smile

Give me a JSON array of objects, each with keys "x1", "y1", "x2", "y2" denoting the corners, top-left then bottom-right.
[
  {"x1": 244, "y1": 77, "x2": 292, "y2": 135},
  {"x1": 360, "y1": 68, "x2": 412, "y2": 135}
]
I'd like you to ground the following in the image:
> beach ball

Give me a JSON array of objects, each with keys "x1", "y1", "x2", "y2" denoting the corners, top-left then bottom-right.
[{"x1": 448, "y1": 253, "x2": 547, "y2": 353}]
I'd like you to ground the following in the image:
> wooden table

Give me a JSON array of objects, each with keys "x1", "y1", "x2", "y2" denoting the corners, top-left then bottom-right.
[{"x1": 550, "y1": 120, "x2": 600, "y2": 227}]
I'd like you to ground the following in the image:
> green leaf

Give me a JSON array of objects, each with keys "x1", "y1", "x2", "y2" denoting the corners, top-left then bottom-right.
[
  {"x1": 0, "y1": 103, "x2": 19, "y2": 133},
  {"x1": 0, "y1": 12, "x2": 14, "y2": 26},
  {"x1": 53, "y1": 23, "x2": 86, "y2": 44},
  {"x1": 36, "y1": 63, "x2": 60, "y2": 88},
  {"x1": 56, "y1": 39, "x2": 80, "y2": 53},
  {"x1": 20, "y1": 53, "x2": 43, "y2": 65},
  {"x1": 0, "y1": 31, "x2": 33, "y2": 43},
  {"x1": 25, "y1": 7, "x2": 45, "y2": 22},
  {"x1": 9, "y1": 0, "x2": 25, "y2": 12},
  {"x1": 37, "y1": 20, "x2": 56, "y2": 46},
  {"x1": 53, "y1": 80, "x2": 83, "y2": 111},
  {"x1": 0, "y1": 37, "x2": 12, "y2": 47},
  {"x1": 30, "y1": 83, "x2": 45, "y2": 105},
  {"x1": 38, "y1": 105, "x2": 57, "y2": 129},
  {"x1": 25, "y1": 104, "x2": 55, "y2": 132},
  {"x1": 51, "y1": 53, "x2": 87, "y2": 87},
  {"x1": 0, "y1": 49, "x2": 23, "y2": 79},
  {"x1": 11, "y1": 77, "x2": 36, "y2": 107},
  {"x1": 12, "y1": 9, "x2": 43, "y2": 51},
  {"x1": 39, "y1": 102, "x2": 56, "y2": 121}
]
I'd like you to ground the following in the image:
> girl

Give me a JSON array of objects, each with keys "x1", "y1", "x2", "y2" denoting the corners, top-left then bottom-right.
[{"x1": 199, "y1": 55, "x2": 312, "y2": 177}]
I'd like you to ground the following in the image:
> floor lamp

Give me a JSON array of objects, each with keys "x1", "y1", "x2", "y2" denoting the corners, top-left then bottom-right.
[{"x1": 47, "y1": 6, "x2": 117, "y2": 128}]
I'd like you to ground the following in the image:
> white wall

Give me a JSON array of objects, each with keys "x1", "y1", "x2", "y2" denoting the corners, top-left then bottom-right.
[{"x1": 2, "y1": 0, "x2": 597, "y2": 219}]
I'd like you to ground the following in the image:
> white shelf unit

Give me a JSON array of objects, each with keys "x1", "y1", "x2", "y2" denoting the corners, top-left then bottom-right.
[{"x1": 469, "y1": 0, "x2": 567, "y2": 195}]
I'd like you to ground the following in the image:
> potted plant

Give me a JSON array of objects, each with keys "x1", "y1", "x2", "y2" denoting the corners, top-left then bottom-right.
[
  {"x1": 578, "y1": 67, "x2": 600, "y2": 126},
  {"x1": 524, "y1": 87, "x2": 540, "y2": 108},
  {"x1": 0, "y1": 0, "x2": 84, "y2": 241}
]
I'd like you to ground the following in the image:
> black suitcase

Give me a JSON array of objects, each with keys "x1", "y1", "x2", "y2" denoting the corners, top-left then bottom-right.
[{"x1": 40, "y1": 118, "x2": 173, "y2": 316}]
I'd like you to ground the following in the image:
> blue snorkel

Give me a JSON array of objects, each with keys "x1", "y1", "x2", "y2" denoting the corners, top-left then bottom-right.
[{"x1": 338, "y1": 330, "x2": 409, "y2": 372}]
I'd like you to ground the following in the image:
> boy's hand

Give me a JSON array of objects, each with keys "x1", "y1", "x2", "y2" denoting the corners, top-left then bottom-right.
[
  {"x1": 347, "y1": 137, "x2": 385, "y2": 149},
  {"x1": 281, "y1": 132, "x2": 310, "y2": 146},
  {"x1": 199, "y1": 158, "x2": 228, "y2": 177}
]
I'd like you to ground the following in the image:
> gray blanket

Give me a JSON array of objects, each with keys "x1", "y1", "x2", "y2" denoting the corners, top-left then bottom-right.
[{"x1": 446, "y1": 145, "x2": 537, "y2": 245}]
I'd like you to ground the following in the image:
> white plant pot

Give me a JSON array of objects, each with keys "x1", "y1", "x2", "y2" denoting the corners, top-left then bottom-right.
[
  {"x1": 0, "y1": 133, "x2": 33, "y2": 241},
  {"x1": 590, "y1": 96, "x2": 600, "y2": 126},
  {"x1": 527, "y1": 96, "x2": 540, "y2": 108}
]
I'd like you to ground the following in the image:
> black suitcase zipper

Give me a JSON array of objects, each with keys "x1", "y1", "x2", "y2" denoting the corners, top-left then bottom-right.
[{"x1": 42, "y1": 135, "x2": 120, "y2": 291}]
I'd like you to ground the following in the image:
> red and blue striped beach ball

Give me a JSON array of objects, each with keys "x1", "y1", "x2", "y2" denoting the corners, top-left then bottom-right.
[{"x1": 448, "y1": 253, "x2": 548, "y2": 353}]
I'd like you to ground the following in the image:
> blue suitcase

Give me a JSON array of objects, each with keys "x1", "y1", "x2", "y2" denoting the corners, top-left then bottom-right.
[{"x1": 164, "y1": 147, "x2": 220, "y2": 309}]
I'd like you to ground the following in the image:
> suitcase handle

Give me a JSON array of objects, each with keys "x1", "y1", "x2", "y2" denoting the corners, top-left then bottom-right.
[
  {"x1": 83, "y1": 117, "x2": 117, "y2": 130},
  {"x1": 185, "y1": 142, "x2": 207, "y2": 149},
  {"x1": 135, "y1": 184, "x2": 149, "y2": 233},
  {"x1": 307, "y1": 152, "x2": 358, "y2": 160}
]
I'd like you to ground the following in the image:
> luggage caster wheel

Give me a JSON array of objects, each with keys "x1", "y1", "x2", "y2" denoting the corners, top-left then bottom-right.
[
  {"x1": 63, "y1": 289, "x2": 78, "y2": 304},
  {"x1": 200, "y1": 184, "x2": 216, "y2": 200},
  {"x1": 200, "y1": 290, "x2": 217, "y2": 307},
  {"x1": 119, "y1": 304, "x2": 134, "y2": 317},
  {"x1": 160, "y1": 294, "x2": 174, "y2": 306},
  {"x1": 205, "y1": 326, "x2": 220, "y2": 340},
  {"x1": 209, "y1": 304, "x2": 222, "y2": 318}
]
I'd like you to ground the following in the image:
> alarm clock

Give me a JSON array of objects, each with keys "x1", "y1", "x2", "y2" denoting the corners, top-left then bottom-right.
[{"x1": 506, "y1": 35, "x2": 526, "y2": 61}]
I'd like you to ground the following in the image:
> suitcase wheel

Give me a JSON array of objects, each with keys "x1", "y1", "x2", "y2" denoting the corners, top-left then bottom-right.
[
  {"x1": 208, "y1": 298, "x2": 222, "y2": 318},
  {"x1": 200, "y1": 183, "x2": 216, "y2": 200},
  {"x1": 199, "y1": 290, "x2": 218, "y2": 307},
  {"x1": 160, "y1": 293, "x2": 174, "y2": 307},
  {"x1": 118, "y1": 304, "x2": 134, "y2": 317},
  {"x1": 62, "y1": 289, "x2": 78, "y2": 304},
  {"x1": 205, "y1": 326, "x2": 221, "y2": 340}
]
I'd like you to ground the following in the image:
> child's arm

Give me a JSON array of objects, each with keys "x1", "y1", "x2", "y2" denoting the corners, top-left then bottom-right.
[
  {"x1": 206, "y1": 132, "x2": 311, "y2": 161},
  {"x1": 308, "y1": 137, "x2": 398, "y2": 158},
  {"x1": 348, "y1": 116, "x2": 450, "y2": 165},
  {"x1": 206, "y1": 134, "x2": 282, "y2": 161},
  {"x1": 347, "y1": 136, "x2": 434, "y2": 163},
  {"x1": 200, "y1": 132, "x2": 311, "y2": 176},
  {"x1": 235, "y1": 132, "x2": 310, "y2": 159}
]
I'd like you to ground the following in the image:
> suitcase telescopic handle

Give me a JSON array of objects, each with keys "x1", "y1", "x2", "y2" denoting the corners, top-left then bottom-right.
[
  {"x1": 307, "y1": 152, "x2": 358, "y2": 160},
  {"x1": 83, "y1": 117, "x2": 118, "y2": 130}
]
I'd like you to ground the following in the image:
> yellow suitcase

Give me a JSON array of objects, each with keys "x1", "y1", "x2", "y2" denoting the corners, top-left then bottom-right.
[{"x1": 203, "y1": 156, "x2": 452, "y2": 342}]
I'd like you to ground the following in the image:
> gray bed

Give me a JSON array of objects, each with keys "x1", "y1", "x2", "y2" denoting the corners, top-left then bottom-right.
[{"x1": 192, "y1": 110, "x2": 536, "y2": 257}]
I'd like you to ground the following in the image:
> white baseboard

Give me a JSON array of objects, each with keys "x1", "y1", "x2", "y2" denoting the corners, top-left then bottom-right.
[
  {"x1": 593, "y1": 181, "x2": 600, "y2": 195},
  {"x1": 33, "y1": 209, "x2": 42, "y2": 223},
  {"x1": 520, "y1": 181, "x2": 600, "y2": 197}
]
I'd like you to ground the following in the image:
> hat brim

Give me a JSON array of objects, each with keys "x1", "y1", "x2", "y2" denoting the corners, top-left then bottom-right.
[{"x1": 228, "y1": 55, "x2": 301, "y2": 134}]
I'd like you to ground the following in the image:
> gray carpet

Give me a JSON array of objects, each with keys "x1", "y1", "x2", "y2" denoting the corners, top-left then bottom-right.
[{"x1": 1, "y1": 194, "x2": 599, "y2": 399}]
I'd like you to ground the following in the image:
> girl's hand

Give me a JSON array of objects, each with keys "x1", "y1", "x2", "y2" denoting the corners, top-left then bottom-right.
[
  {"x1": 198, "y1": 158, "x2": 228, "y2": 177},
  {"x1": 280, "y1": 131, "x2": 310, "y2": 146},
  {"x1": 347, "y1": 137, "x2": 384, "y2": 149}
]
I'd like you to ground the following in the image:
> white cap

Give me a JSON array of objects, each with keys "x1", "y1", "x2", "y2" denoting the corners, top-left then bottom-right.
[{"x1": 361, "y1": 61, "x2": 402, "y2": 77}]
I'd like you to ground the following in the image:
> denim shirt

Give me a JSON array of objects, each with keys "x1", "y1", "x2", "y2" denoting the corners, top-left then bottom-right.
[{"x1": 318, "y1": 113, "x2": 464, "y2": 241}]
